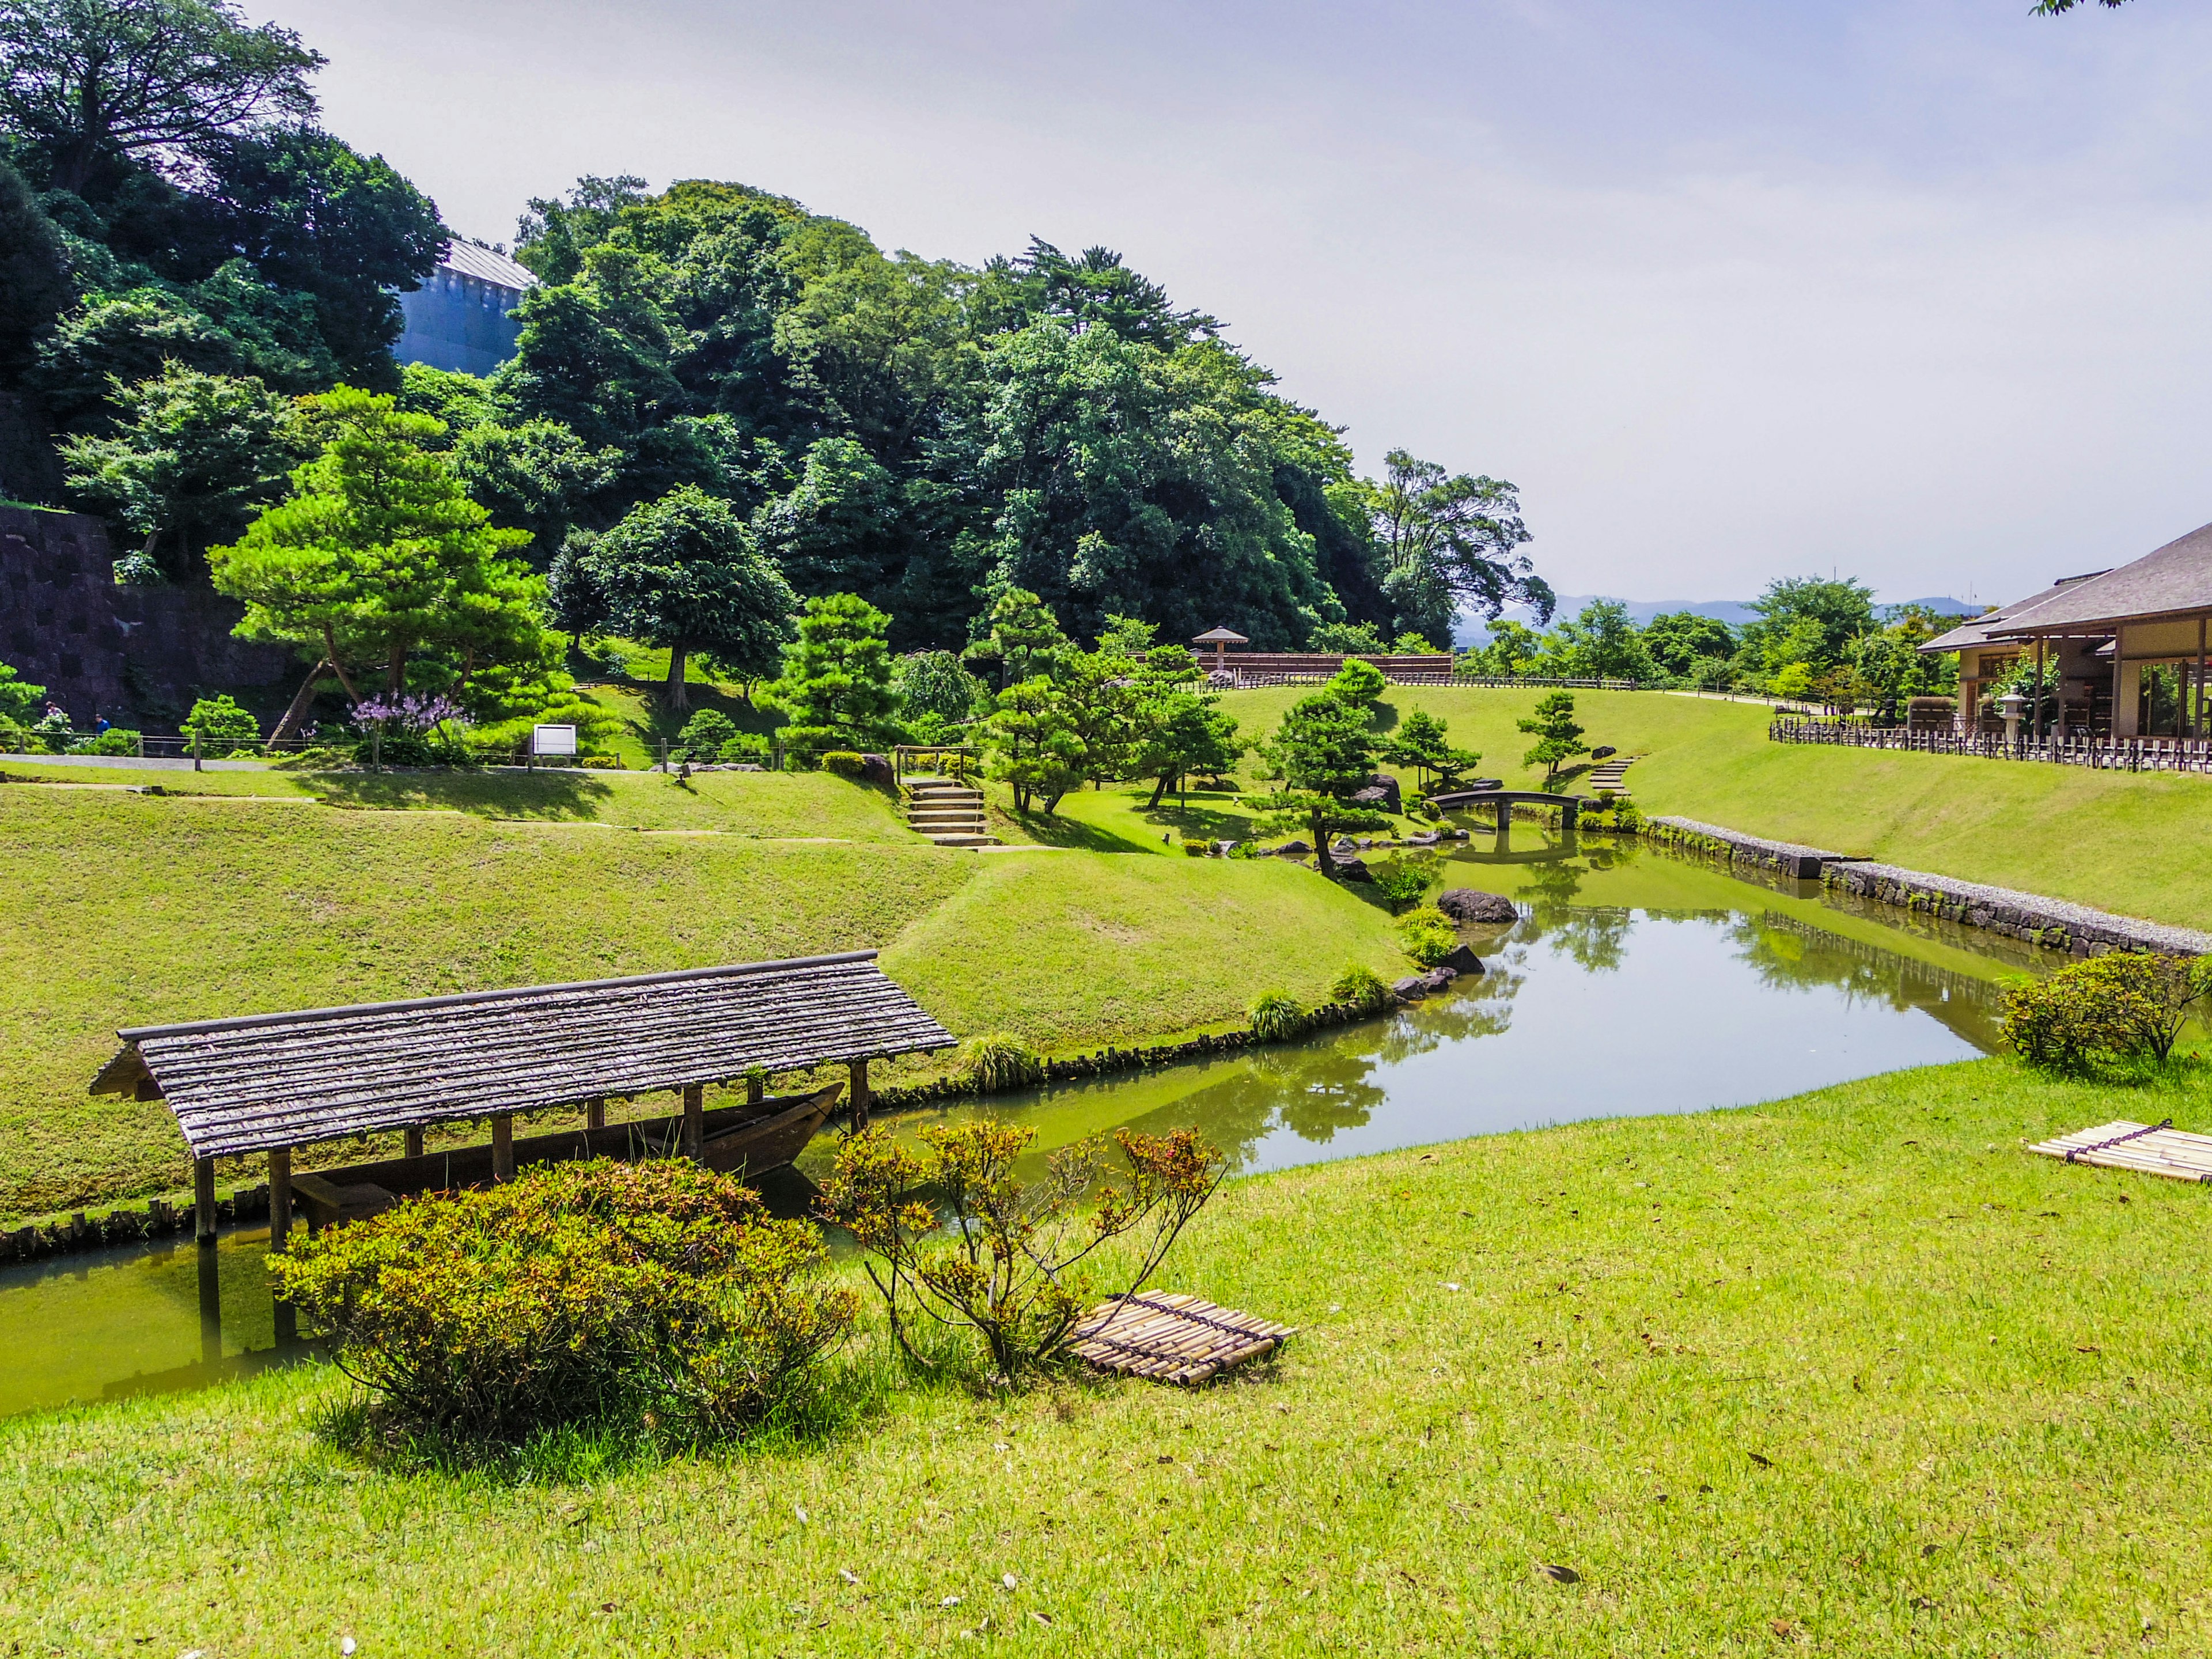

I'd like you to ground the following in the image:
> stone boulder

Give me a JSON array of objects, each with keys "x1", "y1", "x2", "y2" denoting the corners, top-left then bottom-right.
[
  {"x1": 1440, "y1": 943, "x2": 1486, "y2": 975},
  {"x1": 1437, "y1": 888, "x2": 1518, "y2": 925},
  {"x1": 1330, "y1": 855, "x2": 1374, "y2": 882},
  {"x1": 859, "y1": 752, "x2": 896, "y2": 786},
  {"x1": 1350, "y1": 772, "x2": 1403, "y2": 814},
  {"x1": 1275, "y1": 839, "x2": 1312, "y2": 856}
]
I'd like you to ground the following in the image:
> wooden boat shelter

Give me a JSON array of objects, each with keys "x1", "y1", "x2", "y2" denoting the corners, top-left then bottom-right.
[{"x1": 90, "y1": 951, "x2": 953, "y2": 1250}]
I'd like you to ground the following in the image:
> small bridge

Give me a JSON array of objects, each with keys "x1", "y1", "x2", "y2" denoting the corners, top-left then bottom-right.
[{"x1": 1427, "y1": 789, "x2": 1584, "y2": 831}]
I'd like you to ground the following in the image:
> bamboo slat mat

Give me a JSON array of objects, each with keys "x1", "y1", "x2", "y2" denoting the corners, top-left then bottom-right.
[
  {"x1": 1070, "y1": 1292, "x2": 1294, "y2": 1385},
  {"x1": 2028, "y1": 1119, "x2": 2212, "y2": 1184}
]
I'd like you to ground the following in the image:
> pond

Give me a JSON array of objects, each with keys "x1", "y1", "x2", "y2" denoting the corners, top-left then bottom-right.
[{"x1": 0, "y1": 834, "x2": 2048, "y2": 1419}]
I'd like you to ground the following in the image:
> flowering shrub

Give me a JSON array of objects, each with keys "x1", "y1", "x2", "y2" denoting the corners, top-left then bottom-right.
[
  {"x1": 818, "y1": 1122, "x2": 1227, "y2": 1382},
  {"x1": 2002, "y1": 952, "x2": 2210, "y2": 1078},
  {"x1": 272, "y1": 1159, "x2": 857, "y2": 1446}
]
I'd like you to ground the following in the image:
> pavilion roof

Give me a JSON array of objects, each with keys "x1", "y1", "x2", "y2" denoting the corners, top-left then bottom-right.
[
  {"x1": 1984, "y1": 520, "x2": 2212, "y2": 635},
  {"x1": 1192, "y1": 626, "x2": 1249, "y2": 645},
  {"x1": 1918, "y1": 578, "x2": 2098, "y2": 654},
  {"x1": 90, "y1": 952, "x2": 953, "y2": 1159}
]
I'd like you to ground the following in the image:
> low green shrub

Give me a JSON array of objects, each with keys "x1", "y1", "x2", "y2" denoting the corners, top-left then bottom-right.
[
  {"x1": 1247, "y1": 990, "x2": 1309, "y2": 1041},
  {"x1": 960, "y1": 1032, "x2": 1046, "y2": 1092},
  {"x1": 67, "y1": 728, "x2": 141, "y2": 756},
  {"x1": 1330, "y1": 964, "x2": 1393, "y2": 1014},
  {"x1": 676, "y1": 709, "x2": 740, "y2": 764},
  {"x1": 1370, "y1": 852, "x2": 1440, "y2": 913},
  {"x1": 272, "y1": 1158, "x2": 856, "y2": 1447},
  {"x1": 181, "y1": 694, "x2": 260, "y2": 748},
  {"x1": 1397, "y1": 906, "x2": 1459, "y2": 967},
  {"x1": 2001, "y1": 952, "x2": 2210, "y2": 1078},
  {"x1": 718, "y1": 733, "x2": 770, "y2": 764},
  {"x1": 1181, "y1": 837, "x2": 1209, "y2": 857},
  {"x1": 821, "y1": 751, "x2": 867, "y2": 778}
]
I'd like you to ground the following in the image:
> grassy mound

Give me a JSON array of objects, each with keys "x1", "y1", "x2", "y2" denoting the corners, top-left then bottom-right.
[{"x1": 6, "y1": 1059, "x2": 2210, "y2": 1652}]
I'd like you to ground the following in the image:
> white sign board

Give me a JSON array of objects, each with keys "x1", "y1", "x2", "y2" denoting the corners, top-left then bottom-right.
[{"x1": 531, "y1": 723, "x2": 578, "y2": 757}]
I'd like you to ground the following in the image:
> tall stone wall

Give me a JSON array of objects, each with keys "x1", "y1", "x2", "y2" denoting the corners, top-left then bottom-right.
[{"x1": 0, "y1": 506, "x2": 296, "y2": 729}]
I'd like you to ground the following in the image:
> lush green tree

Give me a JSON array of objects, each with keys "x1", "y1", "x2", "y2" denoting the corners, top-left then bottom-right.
[
  {"x1": 0, "y1": 156, "x2": 69, "y2": 376},
  {"x1": 393, "y1": 362, "x2": 497, "y2": 439},
  {"x1": 512, "y1": 175, "x2": 650, "y2": 285},
  {"x1": 1459, "y1": 618, "x2": 1544, "y2": 679},
  {"x1": 1517, "y1": 690, "x2": 1589, "y2": 788},
  {"x1": 1132, "y1": 687, "x2": 1244, "y2": 808},
  {"x1": 207, "y1": 387, "x2": 544, "y2": 735},
  {"x1": 1265, "y1": 691, "x2": 1380, "y2": 872},
  {"x1": 1382, "y1": 709, "x2": 1480, "y2": 791},
  {"x1": 1052, "y1": 645, "x2": 1144, "y2": 787},
  {"x1": 1095, "y1": 612, "x2": 1157, "y2": 656},
  {"x1": 1643, "y1": 610, "x2": 1736, "y2": 680},
  {"x1": 0, "y1": 658, "x2": 46, "y2": 721},
  {"x1": 188, "y1": 125, "x2": 445, "y2": 382},
  {"x1": 1325, "y1": 657, "x2": 1387, "y2": 707},
  {"x1": 574, "y1": 485, "x2": 797, "y2": 710},
  {"x1": 451, "y1": 418, "x2": 620, "y2": 554},
  {"x1": 1545, "y1": 600, "x2": 1656, "y2": 682},
  {"x1": 769, "y1": 592, "x2": 899, "y2": 753},
  {"x1": 752, "y1": 436, "x2": 903, "y2": 596},
  {"x1": 1309, "y1": 619, "x2": 1387, "y2": 654},
  {"x1": 982, "y1": 675, "x2": 1085, "y2": 813},
  {"x1": 179, "y1": 691, "x2": 257, "y2": 745},
  {"x1": 962, "y1": 585, "x2": 1069, "y2": 687},
  {"x1": 0, "y1": 0, "x2": 323, "y2": 194},
  {"x1": 1741, "y1": 576, "x2": 1876, "y2": 681},
  {"x1": 1362, "y1": 449, "x2": 1548, "y2": 645},
  {"x1": 891, "y1": 649, "x2": 984, "y2": 728},
  {"x1": 59, "y1": 363, "x2": 300, "y2": 576}
]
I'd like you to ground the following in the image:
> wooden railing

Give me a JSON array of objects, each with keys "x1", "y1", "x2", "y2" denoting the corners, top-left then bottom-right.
[{"x1": 1770, "y1": 716, "x2": 2212, "y2": 775}]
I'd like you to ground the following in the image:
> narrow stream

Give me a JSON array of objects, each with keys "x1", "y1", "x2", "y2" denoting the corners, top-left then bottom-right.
[{"x1": 0, "y1": 835, "x2": 2049, "y2": 1419}]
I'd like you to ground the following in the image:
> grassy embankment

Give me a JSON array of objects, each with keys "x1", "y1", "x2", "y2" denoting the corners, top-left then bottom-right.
[
  {"x1": 0, "y1": 786, "x2": 1404, "y2": 1219},
  {"x1": 9, "y1": 1059, "x2": 2212, "y2": 1652},
  {"x1": 999, "y1": 686, "x2": 2212, "y2": 930}
]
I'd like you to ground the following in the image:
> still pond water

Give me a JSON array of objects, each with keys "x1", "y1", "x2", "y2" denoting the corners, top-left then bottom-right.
[{"x1": 0, "y1": 835, "x2": 2049, "y2": 1418}]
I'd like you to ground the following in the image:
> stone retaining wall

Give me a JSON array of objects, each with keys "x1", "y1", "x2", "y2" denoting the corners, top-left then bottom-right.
[
  {"x1": 1645, "y1": 816, "x2": 1857, "y2": 879},
  {"x1": 1820, "y1": 863, "x2": 2212, "y2": 959}
]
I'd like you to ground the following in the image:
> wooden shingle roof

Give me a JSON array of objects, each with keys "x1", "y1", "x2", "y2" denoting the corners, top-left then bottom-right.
[{"x1": 91, "y1": 952, "x2": 953, "y2": 1158}]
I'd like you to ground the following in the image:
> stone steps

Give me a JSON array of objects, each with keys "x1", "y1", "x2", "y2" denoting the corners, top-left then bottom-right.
[{"x1": 904, "y1": 779, "x2": 997, "y2": 847}]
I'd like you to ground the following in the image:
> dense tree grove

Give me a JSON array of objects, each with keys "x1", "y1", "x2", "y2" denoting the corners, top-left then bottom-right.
[{"x1": 0, "y1": 2, "x2": 1543, "y2": 668}]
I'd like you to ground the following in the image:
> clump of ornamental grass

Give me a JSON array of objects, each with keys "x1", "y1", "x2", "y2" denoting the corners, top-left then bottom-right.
[
  {"x1": 271, "y1": 1158, "x2": 857, "y2": 1450},
  {"x1": 1329, "y1": 963, "x2": 1394, "y2": 1016},
  {"x1": 1247, "y1": 990, "x2": 1309, "y2": 1043},
  {"x1": 1396, "y1": 906, "x2": 1459, "y2": 967},
  {"x1": 817, "y1": 1120, "x2": 1228, "y2": 1384},
  {"x1": 959, "y1": 1032, "x2": 1046, "y2": 1092}
]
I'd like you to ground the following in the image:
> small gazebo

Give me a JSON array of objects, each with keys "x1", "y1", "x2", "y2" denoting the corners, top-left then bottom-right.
[{"x1": 1192, "y1": 625, "x2": 1249, "y2": 675}]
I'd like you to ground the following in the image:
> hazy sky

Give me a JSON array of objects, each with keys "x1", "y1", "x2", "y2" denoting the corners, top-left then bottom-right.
[{"x1": 272, "y1": 0, "x2": 2212, "y2": 605}]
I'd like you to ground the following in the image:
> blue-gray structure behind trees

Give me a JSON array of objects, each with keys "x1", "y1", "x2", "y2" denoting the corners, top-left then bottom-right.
[{"x1": 393, "y1": 242, "x2": 536, "y2": 376}]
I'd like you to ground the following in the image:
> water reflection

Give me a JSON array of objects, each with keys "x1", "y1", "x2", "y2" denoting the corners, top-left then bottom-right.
[{"x1": 884, "y1": 835, "x2": 2044, "y2": 1184}]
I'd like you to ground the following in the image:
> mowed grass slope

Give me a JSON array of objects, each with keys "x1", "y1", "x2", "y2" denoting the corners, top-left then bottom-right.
[
  {"x1": 0, "y1": 790, "x2": 1403, "y2": 1219},
  {"x1": 8, "y1": 1060, "x2": 2211, "y2": 1653},
  {"x1": 1213, "y1": 686, "x2": 2212, "y2": 927}
]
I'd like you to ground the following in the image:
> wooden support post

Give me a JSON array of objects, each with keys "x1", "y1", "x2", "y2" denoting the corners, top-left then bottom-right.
[
  {"x1": 2055, "y1": 637, "x2": 2067, "y2": 741},
  {"x1": 586, "y1": 1096, "x2": 605, "y2": 1130},
  {"x1": 682, "y1": 1084, "x2": 706, "y2": 1161},
  {"x1": 2112, "y1": 624, "x2": 2126, "y2": 741},
  {"x1": 403, "y1": 1126, "x2": 424, "y2": 1159},
  {"x1": 196, "y1": 1237, "x2": 222, "y2": 1365},
  {"x1": 491, "y1": 1113, "x2": 515, "y2": 1182},
  {"x1": 2032, "y1": 637, "x2": 2046, "y2": 749},
  {"x1": 849, "y1": 1057, "x2": 872, "y2": 1132},
  {"x1": 2197, "y1": 618, "x2": 2206, "y2": 745},
  {"x1": 747, "y1": 1074, "x2": 765, "y2": 1108},
  {"x1": 268, "y1": 1147, "x2": 292, "y2": 1253},
  {"x1": 194, "y1": 1155, "x2": 217, "y2": 1245}
]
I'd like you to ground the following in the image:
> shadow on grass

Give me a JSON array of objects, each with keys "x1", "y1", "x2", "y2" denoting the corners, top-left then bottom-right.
[
  {"x1": 317, "y1": 770, "x2": 616, "y2": 820},
  {"x1": 1000, "y1": 806, "x2": 1156, "y2": 853}
]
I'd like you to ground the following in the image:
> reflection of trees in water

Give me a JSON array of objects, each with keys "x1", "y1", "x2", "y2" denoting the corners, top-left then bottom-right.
[{"x1": 1728, "y1": 911, "x2": 2009, "y2": 1052}]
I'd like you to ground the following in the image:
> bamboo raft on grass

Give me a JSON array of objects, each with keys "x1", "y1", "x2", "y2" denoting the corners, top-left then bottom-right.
[
  {"x1": 2027, "y1": 1119, "x2": 2212, "y2": 1184},
  {"x1": 1070, "y1": 1292, "x2": 1294, "y2": 1384}
]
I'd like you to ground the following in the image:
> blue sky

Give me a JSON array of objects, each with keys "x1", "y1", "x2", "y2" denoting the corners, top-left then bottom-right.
[{"x1": 277, "y1": 0, "x2": 2212, "y2": 605}]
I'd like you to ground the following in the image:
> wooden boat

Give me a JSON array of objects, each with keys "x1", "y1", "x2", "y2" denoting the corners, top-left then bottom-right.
[{"x1": 288, "y1": 1083, "x2": 846, "y2": 1229}]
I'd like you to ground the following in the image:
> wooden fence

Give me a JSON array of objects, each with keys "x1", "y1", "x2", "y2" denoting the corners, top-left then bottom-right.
[{"x1": 1770, "y1": 715, "x2": 2212, "y2": 776}]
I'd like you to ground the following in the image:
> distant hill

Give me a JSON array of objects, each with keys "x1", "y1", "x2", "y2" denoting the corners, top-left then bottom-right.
[{"x1": 1453, "y1": 593, "x2": 1977, "y2": 647}]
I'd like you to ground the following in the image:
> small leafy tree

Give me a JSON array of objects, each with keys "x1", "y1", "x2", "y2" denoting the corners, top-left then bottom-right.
[
  {"x1": 892, "y1": 649, "x2": 986, "y2": 730},
  {"x1": 983, "y1": 675, "x2": 1085, "y2": 813},
  {"x1": 180, "y1": 693, "x2": 259, "y2": 747},
  {"x1": 0, "y1": 660, "x2": 45, "y2": 723},
  {"x1": 1261, "y1": 691, "x2": 1380, "y2": 869},
  {"x1": 1309, "y1": 619, "x2": 1387, "y2": 654},
  {"x1": 567, "y1": 485, "x2": 797, "y2": 711},
  {"x1": 1382, "y1": 709, "x2": 1481, "y2": 791},
  {"x1": 675, "y1": 707, "x2": 739, "y2": 763},
  {"x1": 2002, "y1": 953, "x2": 2211, "y2": 1077},
  {"x1": 1517, "y1": 690, "x2": 1588, "y2": 787},
  {"x1": 1130, "y1": 644, "x2": 1243, "y2": 806},
  {"x1": 1096, "y1": 612, "x2": 1157, "y2": 656},
  {"x1": 817, "y1": 1122, "x2": 1228, "y2": 1382},
  {"x1": 1052, "y1": 646, "x2": 1145, "y2": 788},
  {"x1": 1325, "y1": 657, "x2": 1387, "y2": 707},
  {"x1": 962, "y1": 586, "x2": 1068, "y2": 688},
  {"x1": 768, "y1": 592, "x2": 900, "y2": 755}
]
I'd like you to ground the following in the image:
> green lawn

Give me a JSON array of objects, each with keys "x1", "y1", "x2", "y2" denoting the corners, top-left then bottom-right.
[
  {"x1": 0, "y1": 790, "x2": 1403, "y2": 1221},
  {"x1": 1207, "y1": 685, "x2": 2212, "y2": 928},
  {"x1": 8, "y1": 1058, "x2": 2210, "y2": 1653}
]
